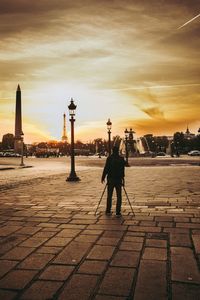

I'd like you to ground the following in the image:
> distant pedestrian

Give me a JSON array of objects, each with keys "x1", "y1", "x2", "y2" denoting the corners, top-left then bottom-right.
[{"x1": 101, "y1": 146, "x2": 126, "y2": 216}]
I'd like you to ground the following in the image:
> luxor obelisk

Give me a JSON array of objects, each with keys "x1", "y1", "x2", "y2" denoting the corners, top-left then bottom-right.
[{"x1": 14, "y1": 84, "x2": 23, "y2": 153}]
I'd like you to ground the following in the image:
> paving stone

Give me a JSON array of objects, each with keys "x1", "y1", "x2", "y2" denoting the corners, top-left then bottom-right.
[
  {"x1": 111, "y1": 250, "x2": 140, "y2": 267},
  {"x1": 164, "y1": 228, "x2": 189, "y2": 234},
  {"x1": 155, "y1": 216, "x2": 173, "y2": 222},
  {"x1": 21, "y1": 280, "x2": 62, "y2": 300},
  {"x1": 54, "y1": 241, "x2": 92, "y2": 265},
  {"x1": 70, "y1": 219, "x2": 96, "y2": 224},
  {"x1": 170, "y1": 234, "x2": 192, "y2": 247},
  {"x1": 0, "y1": 225, "x2": 22, "y2": 236},
  {"x1": 82, "y1": 229, "x2": 103, "y2": 235},
  {"x1": 176, "y1": 223, "x2": 200, "y2": 229},
  {"x1": 146, "y1": 232, "x2": 168, "y2": 239},
  {"x1": 95, "y1": 296, "x2": 126, "y2": 300},
  {"x1": 41, "y1": 227, "x2": 61, "y2": 232},
  {"x1": 37, "y1": 222, "x2": 59, "y2": 228},
  {"x1": 97, "y1": 237, "x2": 120, "y2": 246},
  {"x1": 87, "y1": 245, "x2": 115, "y2": 260},
  {"x1": 19, "y1": 236, "x2": 49, "y2": 247},
  {"x1": 36, "y1": 246, "x2": 62, "y2": 254},
  {"x1": 16, "y1": 226, "x2": 41, "y2": 235},
  {"x1": 31, "y1": 231, "x2": 56, "y2": 238},
  {"x1": 134, "y1": 260, "x2": 167, "y2": 300},
  {"x1": 192, "y1": 235, "x2": 200, "y2": 254},
  {"x1": 78, "y1": 260, "x2": 107, "y2": 274},
  {"x1": 44, "y1": 236, "x2": 72, "y2": 247},
  {"x1": 56, "y1": 228, "x2": 82, "y2": 237},
  {"x1": 0, "y1": 289, "x2": 17, "y2": 300},
  {"x1": 0, "y1": 260, "x2": 18, "y2": 278},
  {"x1": 97, "y1": 219, "x2": 124, "y2": 225},
  {"x1": 17, "y1": 253, "x2": 54, "y2": 270},
  {"x1": 123, "y1": 220, "x2": 139, "y2": 225},
  {"x1": 73, "y1": 214, "x2": 97, "y2": 219},
  {"x1": 123, "y1": 236, "x2": 144, "y2": 243},
  {"x1": 145, "y1": 239, "x2": 167, "y2": 248},
  {"x1": 74, "y1": 234, "x2": 99, "y2": 243},
  {"x1": 129, "y1": 226, "x2": 161, "y2": 233},
  {"x1": 39, "y1": 265, "x2": 74, "y2": 280},
  {"x1": 172, "y1": 283, "x2": 200, "y2": 300},
  {"x1": 140, "y1": 221, "x2": 156, "y2": 227},
  {"x1": 0, "y1": 269, "x2": 37, "y2": 289},
  {"x1": 174, "y1": 217, "x2": 189, "y2": 222},
  {"x1": 191, "y1": 217, "x2": 200, "y2": 223},
  {"x1": 142, "y1": 247, "x2": 167, "y2": 261},
  {"x1": 158, "y1": 221, "x2": 173, "y2": 227},
  {"x1": 58, "y1": 274, "x2": 98, "y2": 300},
  {"x1": 1, "y1": 246, "x2": 35, "y2": 260},
  {"x1": 171, "y1": 247, "x2": 200, "y2": 284},
  {"x1": 87, "y1": 224, "x2": 127, "y2": 231},
  {"x1": 119, "y1": 241, "x2": 143, "y2": 251},
  {"x1": 98, "y1": 267, "x2": 135, "y2": 296},
  {"x1": 59, "y1": 224, "x2": 86, "y2": 229},
  {"x1": 102, "y1": 231, "x2": 124, "y2": 238}
]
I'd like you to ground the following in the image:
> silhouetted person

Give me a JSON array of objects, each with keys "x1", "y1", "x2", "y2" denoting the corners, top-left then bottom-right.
[{"x1": 101, "y1": 146, "x2": 125, "y2": 216}]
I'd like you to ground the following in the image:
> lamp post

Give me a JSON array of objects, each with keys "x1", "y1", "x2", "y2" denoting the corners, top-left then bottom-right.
[
  {"x1": 106, "y1": 118, "x2": 112, "y2": 156},
  {"x1": 124, "y1": 128, "x2": 130, "y2": 167},
  {"x1": 198, "y1": 128, "x2": 200, "y2": 166},
  {"x1": 20, "y1": 133, "x2": 25, "y2": 166},
  {"x1": 66, "y1": 98, "x2": 80, "y2": 181}
]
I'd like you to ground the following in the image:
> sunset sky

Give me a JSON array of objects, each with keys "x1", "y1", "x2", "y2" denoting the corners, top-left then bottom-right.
[{"x1": 0, "y1": 0, "x2": 199, "y2": 143}]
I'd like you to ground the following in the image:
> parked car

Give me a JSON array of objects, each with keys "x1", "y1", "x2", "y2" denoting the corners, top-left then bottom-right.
[
  {"x1": 188, "y1": 150, "x2": 200, "y2": 156},
  {"x1": 156, "y1": 152, "x2": 167, "y2": 157}
]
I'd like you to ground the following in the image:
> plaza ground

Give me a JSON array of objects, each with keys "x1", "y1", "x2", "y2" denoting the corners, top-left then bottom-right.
[{"x1": 0, "y1": 157, "x2": 200, "y2": 299}]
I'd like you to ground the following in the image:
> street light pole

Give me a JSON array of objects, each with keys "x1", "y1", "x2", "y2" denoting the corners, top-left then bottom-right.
[
  {"x1": 106, "y1": 118, "x2": 112, "y2": 156},
  {"x1": 20, "y1": 134, "x2": 25, "y2": 166},
  {"x1": 124, "y1": 128, "x2": 130, "y2": 167},
  {"x1": 66, "y1": 98, "x2": 80, "y2": 182}
]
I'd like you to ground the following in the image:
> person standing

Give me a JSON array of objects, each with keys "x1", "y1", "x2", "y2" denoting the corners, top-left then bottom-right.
[{"x1": 101, "y1": 146, "x2": 126, "y2": 216}]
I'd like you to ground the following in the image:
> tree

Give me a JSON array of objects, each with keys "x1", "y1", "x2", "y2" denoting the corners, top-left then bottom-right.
[{"x1": 2, "y1": 133, "x2": 14, "y2": 150}]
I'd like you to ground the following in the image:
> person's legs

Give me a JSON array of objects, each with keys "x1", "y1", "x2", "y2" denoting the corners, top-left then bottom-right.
[
  {"x1": 115, "y1": 184, "x2": 122, "y2": 215},
  {"x1": 106, "y1": 181, "x2": 114, "y2": 213}
]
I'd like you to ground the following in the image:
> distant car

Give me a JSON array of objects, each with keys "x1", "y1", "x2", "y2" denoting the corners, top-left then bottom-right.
[
  {"x1": 156, "y1": 152, "x2": 167, "y2": 157},
  {"x1": 188, "y1": 150, "x2": 200, "y2": 156}
]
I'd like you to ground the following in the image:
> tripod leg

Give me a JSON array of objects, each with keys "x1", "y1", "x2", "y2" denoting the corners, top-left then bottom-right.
[
  {"x1": 123, "y1": 186, "x2": 135, "y2": 216},
  {"x1": 95, "y1": 184, "x2": 107, "y2": 215}
]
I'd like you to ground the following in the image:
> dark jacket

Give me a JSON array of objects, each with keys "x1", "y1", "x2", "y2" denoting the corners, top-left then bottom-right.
[{"x1": 102, "y1": 153, "x2": 125, "y2": 183}]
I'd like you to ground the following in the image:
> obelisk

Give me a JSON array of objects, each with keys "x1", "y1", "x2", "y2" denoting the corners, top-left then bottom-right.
[{"x1": 14, "y1": 84, "x2": 23, "y2": 153}]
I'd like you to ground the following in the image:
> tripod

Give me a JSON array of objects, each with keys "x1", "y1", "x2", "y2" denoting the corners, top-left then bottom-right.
[{"x1": 95, "y1": 184, "x2": 135, "y2": 216}]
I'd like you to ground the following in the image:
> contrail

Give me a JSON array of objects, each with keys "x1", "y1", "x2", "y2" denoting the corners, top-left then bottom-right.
[
  {"x1": 103, "y1": 83, "x2": 200, "y2": 92},
  {"x1": 178, "y1": 13, "x2": 200, "y2": 29}
]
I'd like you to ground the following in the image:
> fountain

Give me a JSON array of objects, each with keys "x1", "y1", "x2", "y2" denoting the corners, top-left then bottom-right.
[{"x1": 119, "y1": 136, "x2": 150, "y2": 156}]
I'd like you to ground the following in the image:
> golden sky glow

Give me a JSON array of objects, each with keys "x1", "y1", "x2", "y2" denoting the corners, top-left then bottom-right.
[{"x1": 0, "y1": 0, "x2": 199, "y2": 143}]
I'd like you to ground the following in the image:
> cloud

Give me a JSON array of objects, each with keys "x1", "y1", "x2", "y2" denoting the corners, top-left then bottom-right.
[
  {"x1": 142, "y1": 107, "x2": 165, "y2": 120},
  {"x1": 0, "y1": 0, "x2": 199, "y2": 142}
]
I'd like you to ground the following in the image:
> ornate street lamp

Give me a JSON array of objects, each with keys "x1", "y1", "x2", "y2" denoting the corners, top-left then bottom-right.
[
  {"x1": 66, "y1": 98, "x2": 80, "y2": 181},
  {"x1": 20, "y1": 132, "x2": 25, "y2": 166},
  {"x1": 124, "y1": 128, "x2": 130, "y2": 167},
  {"x1": 106, "y1": 118, "x2": 112, "y2": 156}
]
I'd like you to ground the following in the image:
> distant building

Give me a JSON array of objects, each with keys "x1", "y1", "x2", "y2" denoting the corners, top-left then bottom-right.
[{"x1": 184, "y1": 125, "x2": 195, "y2": 140}]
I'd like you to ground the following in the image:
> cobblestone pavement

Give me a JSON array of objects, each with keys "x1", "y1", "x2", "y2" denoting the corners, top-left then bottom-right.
[{"x1": 0, "y1": 166, "x2": 200, "y2": 299}]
